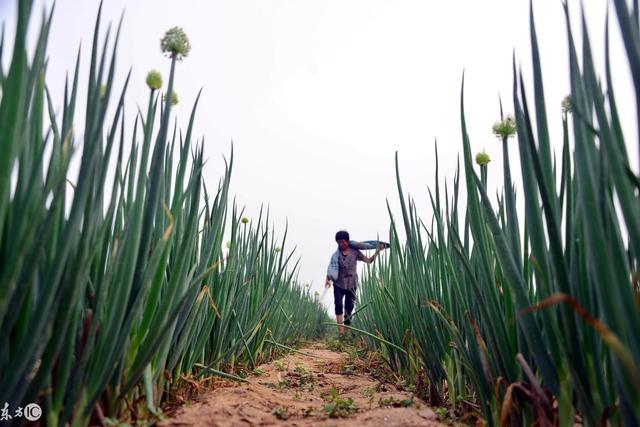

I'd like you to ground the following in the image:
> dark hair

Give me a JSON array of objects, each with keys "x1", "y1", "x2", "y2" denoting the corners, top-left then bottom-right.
[{"x1": 335, "y1": 230, "x2": 350, "y2": 242}]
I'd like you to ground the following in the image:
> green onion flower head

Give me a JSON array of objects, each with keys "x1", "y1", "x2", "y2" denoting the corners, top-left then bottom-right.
[
  {"x1": 99, "y1": 85, "x2": 107, "y2": 98},
  {"x1": 163, "y1": 91, "x2": 179, "y2": 106},
  {"x1": 241, "y1": 216, "x2": 249, "y2": 224},
  {"x1": 492, "y1": 115, "x2": 516, "y2": 139},
  {"x1": 475, "y1": 150, "x2": 491, "y2": 166},
  {"x1": 562, "y1": 95, "x2": 573, "y2": 113},
  {"x1": 275, "y1": 247, "x2": 282, "y2": 253},
  {"x1": 225, "y1": 241, "x2": 232, "y2": 249},
  {"x1": 161, "y1": 27, "x2": 191, "y2": 60},
  {"x1": 146, "y1": 70, "x2": 162, "y2": 90}
]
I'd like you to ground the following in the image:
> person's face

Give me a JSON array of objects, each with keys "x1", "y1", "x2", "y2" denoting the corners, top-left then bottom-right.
[{"x1": 336, "y1": 239, "x2": 349, "y2": 251}]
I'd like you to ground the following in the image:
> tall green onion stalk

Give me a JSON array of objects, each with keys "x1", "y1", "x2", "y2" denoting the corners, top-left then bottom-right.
[
  {"x1": 355, "y1": 3, "x2": 640, "y2": 426},
  {"x1": 0, "y1": 2, "x2": 328, "y2": 425}
]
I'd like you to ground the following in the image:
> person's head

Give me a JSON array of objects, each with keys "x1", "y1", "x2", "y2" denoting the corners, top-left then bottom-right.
[{"x1": 335, "y1": 230, "x2": 350, "y2": 250}]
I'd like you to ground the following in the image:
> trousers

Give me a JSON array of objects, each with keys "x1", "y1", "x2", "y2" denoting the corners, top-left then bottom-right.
[{"x1": 333, "y1": 285, "x2": 356, "y2": 325}]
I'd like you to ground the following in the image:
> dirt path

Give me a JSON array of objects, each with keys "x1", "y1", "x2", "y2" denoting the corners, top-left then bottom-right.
[{"x1": 160, "y1": 342, "x2": 446, "y2": 426}]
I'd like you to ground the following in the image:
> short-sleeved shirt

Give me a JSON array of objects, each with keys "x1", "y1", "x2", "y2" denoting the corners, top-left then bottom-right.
[{"x1": 334, "y1": 248, "x2": 365, "y2": 290}]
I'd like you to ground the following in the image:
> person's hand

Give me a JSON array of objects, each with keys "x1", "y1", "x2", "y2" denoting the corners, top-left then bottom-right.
[{"x1": 325, "y1": 279, "x2": 331, "y2": 288}]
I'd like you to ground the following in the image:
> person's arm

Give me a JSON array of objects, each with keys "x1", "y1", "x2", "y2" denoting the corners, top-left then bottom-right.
[
  {"x1": 360, "y1": 244, "x2": 385, "y2": 264},
  {"x1": 325, "y1": 275, "x2": 333, "y2": 288},
  {"x1": 326, "y1": 251, "x2": 339, "y2": 287},
  {"x1": 362, "y1": 249, "x2": 379, "y2": 264}
]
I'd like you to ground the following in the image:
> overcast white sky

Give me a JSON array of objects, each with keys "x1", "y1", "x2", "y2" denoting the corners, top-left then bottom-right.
[{"x1": 1, "y1": 1, "x2": 638, "y2": 310}]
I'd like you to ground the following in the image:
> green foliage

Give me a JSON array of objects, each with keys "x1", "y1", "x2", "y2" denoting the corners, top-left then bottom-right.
[
  {"x1": 272, "y1": 406, "x2": 291, "y2": 420},
  {"x1": 322, "y1": 387, "x2": 358, "y2": 418},
  {"x1": 378, "y1": 395, "x2": 415, "y2": 408},
  {"x1": 354, "y1": 3, "x2": 640, "y2": 426},
  {"x1": 0, "y1": 2, "x2": 329, "y2": 425}
]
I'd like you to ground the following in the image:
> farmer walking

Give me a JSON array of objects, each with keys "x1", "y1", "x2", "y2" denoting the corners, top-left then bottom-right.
[{"x1": 325, "y1": 230, "x2": 385, "y2": 336}]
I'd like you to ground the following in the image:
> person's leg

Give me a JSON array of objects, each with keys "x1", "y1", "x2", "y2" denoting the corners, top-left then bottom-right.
[
  {"x1": 343, "y1": 287, "x2": 356, "y2": 331},
  {"x1": 333, "y1": 285, "x2": 345, "y2": 335}
]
